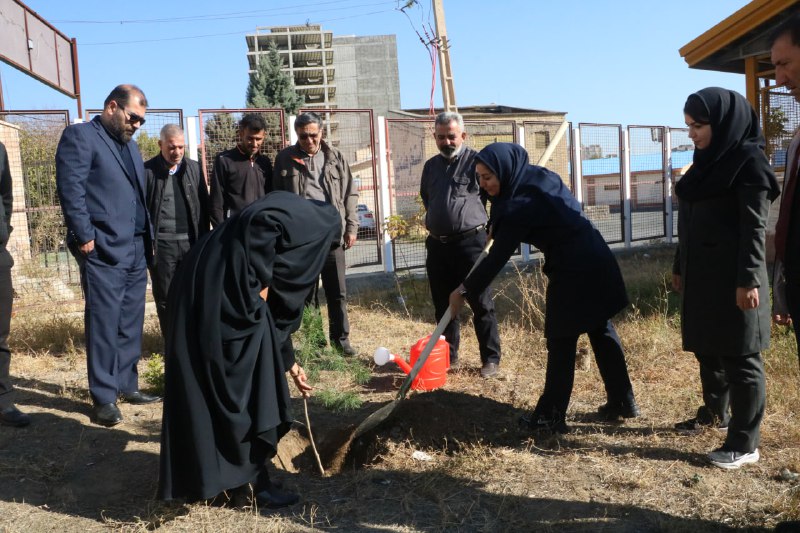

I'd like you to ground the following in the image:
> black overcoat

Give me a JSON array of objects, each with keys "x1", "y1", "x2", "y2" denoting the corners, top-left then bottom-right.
[{"x1": 463, "y1": 143, "x2": 628, "y2": 339}]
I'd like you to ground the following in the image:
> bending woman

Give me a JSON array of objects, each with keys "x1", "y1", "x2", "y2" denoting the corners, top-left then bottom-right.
[
  {"x1": 673, "y1": 87, "x2": 779, "y2": 469},
  {"x1": 449, "y1": 142, "x2": 638, "y2": 433},
  {"x1": 158, "y1": 191, "x2": 340, "y2": 505}
]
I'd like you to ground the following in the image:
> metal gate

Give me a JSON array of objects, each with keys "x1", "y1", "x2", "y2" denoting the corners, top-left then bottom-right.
[
  {"x1": 578, "y1": 123, "x2": 625, "y2": 244},
  {"x1": 298, "y1": 108, "x2": 381, "y2": 268},
  {"x1": 0, "y1": 110, "x2": 80, "y2": 308},
  {"x1": 384, "y1": 118, "x2": 518, "y2": 271},
  {"x1": 628, "y1": 125, "x2": 668, "y2": 241}
]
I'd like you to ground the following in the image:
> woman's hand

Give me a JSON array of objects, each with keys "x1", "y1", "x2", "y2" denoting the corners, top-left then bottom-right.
[
  {"x1": 671, "y1": 274, "x2": 682, "y2": 293},
  {"x1": 288, "y1": 363, "x2": 312, "y2": 398},
  {"x1": 260, "y1": 287, "x2": 269, "y2": 301},
  {"x1": 736, "y1": 287, "x2": 759, "y2": 311},
  {"x1": 449, "y1": 284, "x2": 467, "y2": 317}
]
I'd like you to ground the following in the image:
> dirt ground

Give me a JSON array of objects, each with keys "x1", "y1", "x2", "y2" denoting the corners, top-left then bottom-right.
[{"x1": 2, "y1": 261, "x2": 800, "y2": 532}]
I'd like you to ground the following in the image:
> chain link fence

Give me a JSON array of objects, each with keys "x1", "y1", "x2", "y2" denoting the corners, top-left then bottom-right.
[
  {"x1": 0, "y1": 110, "x2": 80, "y2": 310},
  {"x1": 628, "y1": 126, "x2": 667, "y2": 241},
  {"x1": 298, "y1": 108, "x2": 381, "y2": 268},
  {"x1": 578, "y1": 123, "x2": 624, "y2": 244}
]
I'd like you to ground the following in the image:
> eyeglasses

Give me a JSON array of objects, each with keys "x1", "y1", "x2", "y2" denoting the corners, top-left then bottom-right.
[{"x1": 118, "y1": 105, "x2": 146, "y2": 126}]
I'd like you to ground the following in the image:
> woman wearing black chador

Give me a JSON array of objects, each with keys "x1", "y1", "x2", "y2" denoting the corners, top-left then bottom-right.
[
  {"x1": 158, "y1": 191, "x2": 340, "y2": 505},
  {"x1": 673, "y1": 87, "x2": 779, "y2": 469}
]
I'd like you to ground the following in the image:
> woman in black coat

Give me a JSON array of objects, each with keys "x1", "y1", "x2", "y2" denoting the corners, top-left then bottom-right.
[
  {"x1": 449, "y1": 142, "x2": 637, "y2": 433},
  {"x1": 158, "y1": 191, "x2": 340, "y2": 505},
  {"x1": 672, "y1": 87, "x2": 779, "y2": 469}
]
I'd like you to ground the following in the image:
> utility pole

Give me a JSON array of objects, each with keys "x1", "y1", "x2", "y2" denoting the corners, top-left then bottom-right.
[{"x1": 432, "y1": 0, "x2": 457, "y2": 112}]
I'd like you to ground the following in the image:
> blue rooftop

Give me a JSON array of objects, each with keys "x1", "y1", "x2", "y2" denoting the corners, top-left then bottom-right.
[{"x1": 580, "y1": 151, "x2": 695, "y2": 176}]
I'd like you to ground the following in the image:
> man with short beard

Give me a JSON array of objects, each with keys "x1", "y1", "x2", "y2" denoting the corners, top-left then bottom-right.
[
  {"x1": 56, "y1": 84, "x2": 160, "y2": 428},
  {"x1": 209, "y1": 113, "x2": 272, "y2": 228},
  {"x1": 419, "y1": 112, "x2": 501, "y2": 378}
]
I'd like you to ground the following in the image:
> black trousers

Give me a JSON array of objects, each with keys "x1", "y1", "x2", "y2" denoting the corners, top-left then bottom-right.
[
  {"x1": 0, "y1": 265, "x2": 14, "y2": 408},
  {"x1": 149, "y1": 237, "x2": 192, "y2": 339},
  {"x1": 694, "y1": 352, "x2": 765, "y2": 453},
  {"x1": 425, "y1": 230, "x2": 501, "y2": 364},
  {"x1": 533, "y1": 320, "x2": 634, "y2": 422},
  {"x1": 311, "y1": 245, "x2": 349, "y2": 345}
]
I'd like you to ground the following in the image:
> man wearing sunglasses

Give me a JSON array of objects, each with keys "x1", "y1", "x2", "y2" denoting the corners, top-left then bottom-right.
[
  {"x1": 56, "y1": 84, "x2": 160, "y2": 428},
  {"x1": 272, "y1": 112, "x2": 359, "y2": 355}
]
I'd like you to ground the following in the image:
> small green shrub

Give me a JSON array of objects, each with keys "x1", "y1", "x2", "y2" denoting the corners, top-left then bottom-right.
[{"x1": 141, "y1": 353, "x2": 165, "y2": 395}]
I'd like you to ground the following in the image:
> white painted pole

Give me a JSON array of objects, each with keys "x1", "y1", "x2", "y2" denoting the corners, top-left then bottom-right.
[
  {"x1": 622, "y1": 128, "x2": 632, "y2": 248},
  {"x1": 186, "y1": 116, "x2": 199, "y2": 162},
  {"x1": 377, "y1": 116, "x2": 394, "y2": 273},
  {"x1": 518, "y1": 124, "x2": 530, "y2": 261},
  {"x1": 665, "y1": 128, "x2": 674, "y2": 243},
  {"x1": 288, "y1": 115, "x2": 297, "y2": 145},
  {"x1": 572, "y1": 127, "x2": 583, "y2": 205}
]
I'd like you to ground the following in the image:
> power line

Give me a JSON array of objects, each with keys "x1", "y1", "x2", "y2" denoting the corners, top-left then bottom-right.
[
  {"x1": 80, "y1": 9, "x2": 397, "y2": 46},
  {"x1": 53, "y1": 0, "x2": 396, "y2": 25}
]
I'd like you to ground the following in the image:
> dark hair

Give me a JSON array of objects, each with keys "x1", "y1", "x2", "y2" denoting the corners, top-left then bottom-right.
[
  {"x1": 683, "y1": 94, "x2": 710, "y2": 124},
  {"x1": 769, "y1": 14, "x2": 800, "y2": 48},
  {"x1": 103, "y1": 84, "x2": 148, "y2": 108},
  {"x1": 294, "y1": 112, "x2": 323, "y2": 130},
  {"x1": 239, "y1": 113, "x2": 267, "y2": 132}
]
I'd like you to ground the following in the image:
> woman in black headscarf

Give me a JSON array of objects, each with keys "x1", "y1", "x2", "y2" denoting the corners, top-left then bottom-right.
[
  {"x1": 672, "y1": 87, "x2": 779, "y2": 469},
  {"x1": 448, "y1": 142, "x2": 638, "y2": 434},
  {"x1": 158, "y1": 191, "x2": 340, "y2": 505}
]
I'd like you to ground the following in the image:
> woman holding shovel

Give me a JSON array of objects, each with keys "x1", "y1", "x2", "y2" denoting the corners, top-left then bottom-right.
[{"x1": 449, "y1": 142, "x2": 638, "y2": 434}]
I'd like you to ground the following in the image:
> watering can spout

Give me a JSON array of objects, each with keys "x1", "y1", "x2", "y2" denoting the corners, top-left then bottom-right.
[{"x1": 374, "y1": 347, "x2": 412, "y2": 374}]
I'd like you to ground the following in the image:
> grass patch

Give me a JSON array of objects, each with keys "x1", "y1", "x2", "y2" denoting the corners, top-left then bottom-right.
[
  {"x1": 314, "y1": 388, "x2": 363, "y2": 412},
  {"x1": 141, "y1": 352, "x2": 165, "y2": 395}
]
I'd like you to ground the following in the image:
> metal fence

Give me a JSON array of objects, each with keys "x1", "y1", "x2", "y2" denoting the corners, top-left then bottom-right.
[
  {"x1": 578, "y1": 123, "x2": 625, "y2": 244},
  {"x1": 298, "y1": 108, "x2": 381, "y2": 268},
  {"x1": 384, "y1": 118, "x2": 519, "y2": 271},
  {"x1": 1, "y1": 108, "x2": 754, "y2": 310},
  {"x1": 0, "y1": 110, "x2": 80, "y2": 309}
]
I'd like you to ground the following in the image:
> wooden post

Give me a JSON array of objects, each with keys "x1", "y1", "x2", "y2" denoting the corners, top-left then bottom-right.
[{"x1": 432, "y1": 0, "x2": 457, "y2": 112}]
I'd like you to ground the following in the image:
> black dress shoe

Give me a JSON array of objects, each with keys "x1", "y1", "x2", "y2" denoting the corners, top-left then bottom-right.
[
  {"x1": 119, "y1": 391, "x2": 162, "y2": 404},
  {"x1": 93, "y1": 403, "x2": 123, "y2": 427},
  {"x1": 597, "y1": 399, "x2": 641, "y2": 420},
  {"x1": 255, "y1": 482, "x2": 300, "y2": 508},
  {"x1": 0, "y1": 405, "x2": 30, "y2": 427}
]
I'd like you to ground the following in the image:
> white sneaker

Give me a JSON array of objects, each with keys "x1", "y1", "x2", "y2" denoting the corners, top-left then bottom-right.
[{"x1": 707, "y1": 448, "x2": 760, "y2": 470}]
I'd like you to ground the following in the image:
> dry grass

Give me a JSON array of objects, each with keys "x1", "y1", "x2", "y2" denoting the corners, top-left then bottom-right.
[{"x1": 1, "y1": 244, "x2": 799, "y2": 531}]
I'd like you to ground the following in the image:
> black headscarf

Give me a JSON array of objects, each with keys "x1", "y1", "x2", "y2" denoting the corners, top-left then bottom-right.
[
  {"x1": 675, "y1": 87, "x2": 779, "y2": 202},
  {"x1": 158, "y1": 191, "x2": 340, "y2": 502}
]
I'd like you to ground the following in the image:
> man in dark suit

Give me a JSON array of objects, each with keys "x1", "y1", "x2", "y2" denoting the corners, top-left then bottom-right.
[{"x1": 56, "y1": 84, "x2": 160, "y2": 427}]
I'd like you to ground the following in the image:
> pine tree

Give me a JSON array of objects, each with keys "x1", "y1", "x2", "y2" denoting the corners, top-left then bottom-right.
[{"x1": 246, "y1": 41, "x2": 304, "y2": 114}]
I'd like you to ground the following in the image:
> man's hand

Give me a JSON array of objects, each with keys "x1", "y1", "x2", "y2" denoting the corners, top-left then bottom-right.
[
  {"x1": 344, "y1": 232, "x2": 357, "y2": 250},
  {"x1": 80, "y1": 239, "x2": 95, "y2": 255},
  {"x1": 671, "y1": 274, "x2": 682, "y2": 293},
  {"x1": 735, "y1": 287, "x2": 759, "y2": 311},
  {"x1": 449, "y1": 284, "x2": 467, "y2": 317},
  {"x1": 774, "y1": 313, "x2": 793, "y2": 326}
]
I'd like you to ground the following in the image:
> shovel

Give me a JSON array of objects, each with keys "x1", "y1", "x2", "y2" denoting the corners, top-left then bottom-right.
[{"x1": 352, "y1": 238, "x2": 494, "y2": 440}]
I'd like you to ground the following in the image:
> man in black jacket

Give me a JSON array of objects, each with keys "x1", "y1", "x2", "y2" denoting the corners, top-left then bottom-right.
[
  {"x1": 209, "y1": 114, "x2": 272, "y2": 228},
  {"x1": 0, "y1": 141, "x2": 29, "y2": 427},
  {"x1": 145, "y1": 124, "x2": 209, "y2": 338}
]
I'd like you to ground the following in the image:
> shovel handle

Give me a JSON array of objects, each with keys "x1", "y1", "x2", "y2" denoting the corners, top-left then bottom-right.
[{"x1": 397, "y1": 239, "x2": 494, "y2": 399}]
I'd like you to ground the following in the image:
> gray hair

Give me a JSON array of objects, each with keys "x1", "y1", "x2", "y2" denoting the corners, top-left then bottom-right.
[
  {"x1": 435, "y1": 111, "x2": 464, "y2": 130},
  {"x1": 295, "y1": 111, "x2": 323, "y2": 130},
  {"x1": 160, "y1": 123, "x2": 184, "y2": 141}
]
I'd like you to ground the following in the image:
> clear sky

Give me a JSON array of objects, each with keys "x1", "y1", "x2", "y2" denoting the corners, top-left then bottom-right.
[{"x1": 0, "y1": 0, "x2": 754, "y2": 127}]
